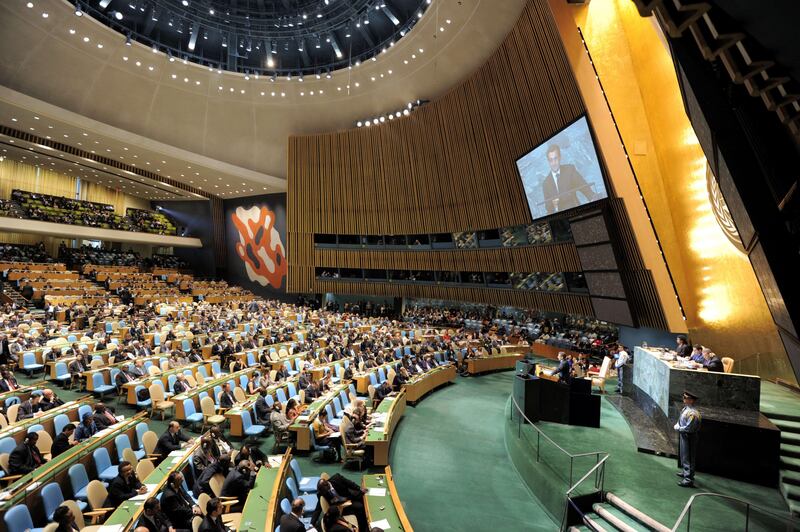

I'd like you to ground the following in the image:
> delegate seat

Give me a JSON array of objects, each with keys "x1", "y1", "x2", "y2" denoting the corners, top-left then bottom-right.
[
  {"x1": 115, "y1": 434, "x2": 145, "y2": 461},
  {"x1": 92, "y1": 373, "x2": 115, "y2": 398},
  {"x1": 92, "y1": 447, "x2": 118, "y2": 481},
  {"x1": 286, "y1": 477, "x2": 317, "y2": 515},
  {"x1": 53, "y1": 362, "x2": 71, "y2": 385},
  {"x1": 240, "y1": 410, "x2": 266, "y2": 440},
  {"x1": 289, "y1": 458, "x2": 319, "y2": 494},
  {"x1": 22, "y1": 352, "x2": 44, "y2": 377},
  {"x1": 42, "y1": 482, "x2": 88, "y2": 521},
  {"x1": 4, "y1": 504, "x2": 45, "y2": 532},
  {"x1": 183, "y1": 399, "x2": 204, "y2": 430}
]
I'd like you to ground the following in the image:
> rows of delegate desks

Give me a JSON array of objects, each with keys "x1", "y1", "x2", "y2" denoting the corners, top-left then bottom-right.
[
  {"x1": 0, "y1": 396, "x2": 93, "y2": 444},
  {"x1": 467, "y1": 353, "x2": 526, "y2": 375},
  {"x1": 363, "y1": 467, "x2": 414, "y2": 532},
  {"x1": 0, "y1": 412, "x2": 148, "y2": 525}
]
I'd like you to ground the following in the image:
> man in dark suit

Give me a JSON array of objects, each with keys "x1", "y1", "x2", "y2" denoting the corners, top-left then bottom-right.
[
  {"x1": 172, "y1": 374, "x2": 191, "y2": 395},
  {"x1": 702, "y1": 348, "x2": 724, "y2": 372},
  {"x1": 17, "y1": 394, "x2": 42, "y2": 420},
  {"x1": 541, "y1": 144, "x2": 597, "y2": 214},
  {"x1": 254, "y1": 388, "x2": 271, "y2": 425},
  {"x1": 193, "y1": 457, "x2": 231, "y2": 499},
  {"x1": 161, "y1": 471, "x2": 200, "y2": 531},
  {"x1": 103, "y1": 460, "x2": 147, "y2": 508},
  {"x1": 551, "y1": 352, "x2": 572, "y2": 384},
  {"x1": 155, "y1": 421, "x2": 192, "y2": 459},
  {"x1": 105, "y1": 461, "x2": 147, "y2": 506},
  {"x1": 8, "y1": 432, "x2": 45, "y2": 474},
  {"x1": 297, "y1": 368, "x2": 311, "y2": 390},
  {"x1": 115, "y1": 368, "x2": 135, "y2": 391},
  {"x1": 93, "y1": 403, "x2": 118, "y2": 430},
  {"x1": 220, "y1": 461, "x2": 255, "y2": 511},
  {"x1": 314, "y1": 473, "x2": 368, "y2": 531},
  {"x1": 198, "y1": 498, "x2": 226, "y2": 532},
  {"x1": 51, "y1": 423, "x2": 76, "y2": 458},
  {"x1": 138, "y1": 497, "x2": 174, "y2": 532},
  {"x1": 218, "y1": 383, "x2": 235, "y2": 410},
  {"x1": 278, "y1": 498, "x2": 306, "y2": 532},
  {"x1": 0, "y1": 370, "x2": 18, "y2": 391}
]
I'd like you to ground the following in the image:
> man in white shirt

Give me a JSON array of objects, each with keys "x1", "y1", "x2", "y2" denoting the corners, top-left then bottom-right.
[{"x1": 614, "y1": 346, "x2": 630, "y2": 394}]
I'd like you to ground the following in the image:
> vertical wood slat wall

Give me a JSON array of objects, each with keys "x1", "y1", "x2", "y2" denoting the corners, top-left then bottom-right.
[{"x1": 287, "y1": 0, "x2": 598, "y2": 315}]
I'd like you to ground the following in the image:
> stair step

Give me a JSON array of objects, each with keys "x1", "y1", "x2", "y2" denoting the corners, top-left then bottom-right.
[
  {"x1": 788, "y1": 500, "x2": 800, "y2": 517},
  {"x1": 765, "y1": 411, "x2": 800, "y2": 423},
  {"x1": 781, "y1": 456, "x2": 800, "y2": 472},
  {"x1": 583, "y1": 514, "x2": 612, "y2": 532},
  {"x1": 782, "y1": 444, "x2": 800, "y2": 459},
  {"x1": 782, "y1": 483, "x2": 800, "y2": 502},
  {"x1": 781, "y1": 432, "x2": 800, "y2": 447},
  {"x1": 773, "y1": 418, "x2": 800, "y2": 434},
  {"x1": 781, "y1": 470, "x2": 800, "y2": 486},
  {"x1": 593, "y1": 504, "x2": 642, "y2": 532}
]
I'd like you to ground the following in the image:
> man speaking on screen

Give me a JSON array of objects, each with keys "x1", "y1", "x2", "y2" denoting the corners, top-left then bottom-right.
[{"x1": 541, "y1": 143, "x2": 597, "y2": 214}]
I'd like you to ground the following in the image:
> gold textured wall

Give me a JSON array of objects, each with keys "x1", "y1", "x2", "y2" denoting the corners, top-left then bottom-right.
[{"x1": 565, "y1": 0, "x2": 791, "y2": 381}]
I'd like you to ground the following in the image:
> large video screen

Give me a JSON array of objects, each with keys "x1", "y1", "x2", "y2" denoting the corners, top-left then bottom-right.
[{"x1": 516, "y1": 116, "x2": 607, "y2": 221}]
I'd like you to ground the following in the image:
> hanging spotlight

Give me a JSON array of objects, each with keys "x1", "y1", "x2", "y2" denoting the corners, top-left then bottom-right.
[
  {"x1": 125, "y1": 34, "x2": 132, "y2": 46},
  {"x1": 74, "y1": 3, "x2": 83, "y2": 16}
]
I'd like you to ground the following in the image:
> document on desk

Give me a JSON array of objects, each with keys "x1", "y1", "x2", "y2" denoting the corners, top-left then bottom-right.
[
  {"x1": 367, "y1": 488, "x2": 386, "y2": 497},
  {"x1": 370, "y1": 518, "x2": 391, "y2": 529}
]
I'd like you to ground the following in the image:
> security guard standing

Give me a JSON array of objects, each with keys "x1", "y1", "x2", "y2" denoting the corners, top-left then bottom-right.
[{"x1": 675, "y1": 390, "x2": 701, "y2": 487}]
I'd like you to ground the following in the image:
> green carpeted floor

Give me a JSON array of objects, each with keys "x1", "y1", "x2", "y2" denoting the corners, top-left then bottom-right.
[{"x1": 389, "y1": 372, "x2": 554, "y2": 531}]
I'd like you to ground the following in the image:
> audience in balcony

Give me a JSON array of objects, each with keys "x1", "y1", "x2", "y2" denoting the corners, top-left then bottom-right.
[{"x1": 1, "y1": 190, "x2": 181, "y2": 236}]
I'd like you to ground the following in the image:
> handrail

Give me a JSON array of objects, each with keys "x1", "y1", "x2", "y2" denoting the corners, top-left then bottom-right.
[
  {"x1": 567, "y1": 454, "x2": 609, "y2": 497},
  {"x1": 670, "y1": 492, "x2": 800, "y2": 531},
  {"x1": 511, "y1": 394, "x2": 607, "y2": 460}
]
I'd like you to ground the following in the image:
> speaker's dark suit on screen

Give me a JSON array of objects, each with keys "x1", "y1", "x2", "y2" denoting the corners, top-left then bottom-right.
[{"x1": 541, "y1": 164, "x2": 597, "y2": 214}]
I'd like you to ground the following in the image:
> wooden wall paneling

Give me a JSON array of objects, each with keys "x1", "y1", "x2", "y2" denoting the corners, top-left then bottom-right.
[{"x1": 287, "y1": 0, "x2": 661, "y2": 320}]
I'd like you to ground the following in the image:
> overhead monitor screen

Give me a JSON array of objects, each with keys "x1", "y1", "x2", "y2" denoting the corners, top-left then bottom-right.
[{"x1": 516, "y1": 116, "x2": 607, "y2": 221}]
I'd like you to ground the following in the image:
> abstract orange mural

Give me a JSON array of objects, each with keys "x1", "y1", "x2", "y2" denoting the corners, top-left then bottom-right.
[{"x1": 231, "y1": 205, "x2": 287, "y2": 289}]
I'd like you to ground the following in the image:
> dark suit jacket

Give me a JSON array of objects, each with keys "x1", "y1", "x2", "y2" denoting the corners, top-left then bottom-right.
[
  {"x1": 219, "y1": 392, "x2": 235, "y2": 409},
  {"x1": 39, "y1": 397, "x2": 64, "y2": 411},
  {"x1": 8, "y1": 442, "x2": 44, "y2": 474},
  {"x1": 541, "y1": 164, "x2": 596, "y2": 214},
  {"x1": 161, "y1": 484, "x2": 195, "y2": 529},
  {"x1": 137, "y1": 512, "x2": 172, "y2": 532},
  {"x1": 278, "y1": 513, "x2": 306, "y2": 532},
  {"x1": 705, "y1": 356, "x2": 724, "y2": 372},
  {"x1": 197, "y1": 516, "x2": 226, "y2": 532},
  {"x1": 17, "y1": 400, "x2": 37, "y2": 420},
  {"x1": 155, "y1": 430, "x2": 190, "y2": 458},
  {"x1": 173, "y1": 380, "x2": 190, "y2": 395},
  {"x1": 105, "y1": 474, "x2": 143, "y2": 506},
  {"x1": 94, "y1": 410, "x2": 117, "y2": 430},
  {"x1": 115, "y1": 371, "x2": 134, "y2": 389},
  {"x1": 193, "y1": 462, "x2": 227, "y2": 498},
  {"x1": 254, "y1": 396, "x2": 270, "y2": 423},
  {"x1": 220, "y1": 469, "x2": 254, "y2": 499},
  {"x1": 51, "y1": 432, "x2": 72, "y2": 458}
]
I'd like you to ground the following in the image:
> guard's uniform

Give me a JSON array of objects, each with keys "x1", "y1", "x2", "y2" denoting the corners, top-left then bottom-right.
[{"x1": 675, "y1": 404, "x2": 701, "y2": 482}]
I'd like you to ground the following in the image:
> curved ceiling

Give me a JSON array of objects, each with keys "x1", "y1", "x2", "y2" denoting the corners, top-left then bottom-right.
[
  {"x1": 72, "y1": 0, "x2": 429, "y2": 76},
  {"x1": 0, "y1": 0, "x2": 526, "y2": 188}
]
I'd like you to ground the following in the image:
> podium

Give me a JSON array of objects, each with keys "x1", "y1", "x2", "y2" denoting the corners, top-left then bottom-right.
[{"x1": 513, "y1": 374, "x2": 600, "y2": 428}]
